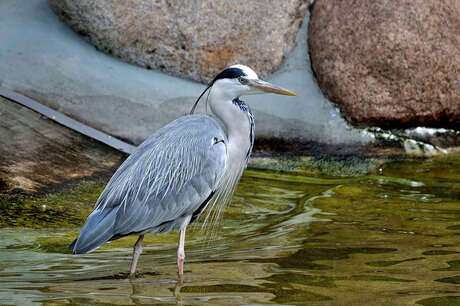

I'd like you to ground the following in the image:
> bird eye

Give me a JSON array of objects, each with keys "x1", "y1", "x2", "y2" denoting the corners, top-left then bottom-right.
[{"x1": 238, "y1": 77, "x2": 248, "y2": 85}]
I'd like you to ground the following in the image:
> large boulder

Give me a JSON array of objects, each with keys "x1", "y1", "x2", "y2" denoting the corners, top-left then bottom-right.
[
  {"x1": 48, "y1": 0, "x2": 308, "y2": 83},
  {"x1": 309, "y1": 0, "x2": 460, "y2": 129}
]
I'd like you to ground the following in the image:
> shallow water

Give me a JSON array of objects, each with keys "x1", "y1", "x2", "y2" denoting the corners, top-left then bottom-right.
[{"x1": 1, "y1": 156, "x2": 460, "y2": 305}]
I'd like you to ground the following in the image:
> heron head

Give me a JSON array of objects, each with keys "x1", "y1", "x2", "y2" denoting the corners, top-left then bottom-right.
[
  {"x1": 190, "y1": 64, "x2": 296, "y2": 113},
  {"x1": 211, "y1": 64, "x2": 296, "y2": 97}
]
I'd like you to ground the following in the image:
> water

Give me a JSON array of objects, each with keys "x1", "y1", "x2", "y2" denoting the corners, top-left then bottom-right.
[{"x1": 1, "y1": 156, "x2": 460, "y2": 305}]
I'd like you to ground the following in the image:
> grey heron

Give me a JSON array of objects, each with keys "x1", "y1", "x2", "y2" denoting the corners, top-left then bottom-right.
[{"x1": 70, "y1": 64, "x2": 296, "y2": 278}]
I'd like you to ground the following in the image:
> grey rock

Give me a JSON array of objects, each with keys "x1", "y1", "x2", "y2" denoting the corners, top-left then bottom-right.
[
  {"x1": 309, "y1": 0, "x2": 460, "y2": 129},
  {"x1": 0, "y1": 0, "x2": 370, "y2": 148},
  {"x1": 24, "y1": 90, "x2": 312, "y2": 146},
  {"x1": 49, "y1": 0, "x2": 309, "y2": 83}
]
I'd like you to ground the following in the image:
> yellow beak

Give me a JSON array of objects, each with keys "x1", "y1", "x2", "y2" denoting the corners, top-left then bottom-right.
[{"x1": 247, "y1": 79, "x2": 297, "y2": 96}]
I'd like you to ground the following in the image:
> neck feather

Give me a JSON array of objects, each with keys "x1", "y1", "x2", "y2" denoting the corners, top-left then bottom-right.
[
  {"x1": 209, "y1": 88, "x2": 250, "y2": 141},
  {"x1": 209, "y1": 88, "x2": 255, "y2": 164}
]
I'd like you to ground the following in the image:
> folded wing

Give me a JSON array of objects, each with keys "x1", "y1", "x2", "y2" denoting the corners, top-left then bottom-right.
[{"x1": 71, "y1": 115, "x2": 227, "y2": 254}]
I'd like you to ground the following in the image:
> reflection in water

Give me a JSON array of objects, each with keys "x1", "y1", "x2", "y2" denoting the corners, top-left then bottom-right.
[{"x1": 1, "y1": 156, "x2": 460, "y2": 305}]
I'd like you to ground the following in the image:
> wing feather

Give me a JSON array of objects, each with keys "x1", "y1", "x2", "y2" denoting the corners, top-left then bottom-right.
[{"x1": 72, "y1": 115, "x2": 227, "y2": 253}]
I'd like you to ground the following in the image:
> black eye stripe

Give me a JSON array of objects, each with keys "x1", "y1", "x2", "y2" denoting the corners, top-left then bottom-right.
[{"x1": 212, "y1": 67, "x2": 247, "y2": 83}]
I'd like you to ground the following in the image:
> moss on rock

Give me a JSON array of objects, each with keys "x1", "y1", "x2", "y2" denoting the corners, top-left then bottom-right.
[{"x1": 0, "y1": 180, "x2": 104, "y2": 228}]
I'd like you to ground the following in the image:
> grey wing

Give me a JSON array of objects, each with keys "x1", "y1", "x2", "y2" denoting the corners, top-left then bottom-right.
[{"x1": 71, "y1": 115, "x2": 227, "y2": 253}]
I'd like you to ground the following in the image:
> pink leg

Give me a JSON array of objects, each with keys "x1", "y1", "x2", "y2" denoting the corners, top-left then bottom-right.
[
  {"x1": 129, "y1": 234, "x2": 144, "y2": 277},
  {"x1": 177, "y1": 226, "x2": 187, "y2": 278}
]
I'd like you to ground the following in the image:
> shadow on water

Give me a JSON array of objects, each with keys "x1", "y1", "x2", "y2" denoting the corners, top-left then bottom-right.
[{"x1": 1, "y1": 155, "x2": 460, "y2": 305}]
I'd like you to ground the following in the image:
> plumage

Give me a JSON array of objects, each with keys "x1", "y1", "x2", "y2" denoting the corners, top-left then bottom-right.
[
  {"x1": 72, "y1": 115, "x2": 227, "y2": 253},
  {"x1": 70, "y1": 64, "x2": 295, "y2": 278}
]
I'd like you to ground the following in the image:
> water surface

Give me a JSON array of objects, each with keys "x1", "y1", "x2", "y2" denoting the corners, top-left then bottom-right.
[{"x1": 1, "y1": 156, "x2": 460, "y2": 305}]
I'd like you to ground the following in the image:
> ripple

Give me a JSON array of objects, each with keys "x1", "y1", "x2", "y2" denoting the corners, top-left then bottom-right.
[{"x1": 2, "y1": 158, "x2": 460, "y2": 305}]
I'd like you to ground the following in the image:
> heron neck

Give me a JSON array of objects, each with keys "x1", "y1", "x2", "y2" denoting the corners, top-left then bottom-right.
[
  {"x1": 209, "y1": 92, "x2": 250, "y2": 141},
  {"x1": 209, "y1": 90, "x2": 253, "y2": 164}
]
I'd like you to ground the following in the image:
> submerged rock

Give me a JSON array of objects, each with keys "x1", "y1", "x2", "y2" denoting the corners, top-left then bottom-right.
[
  {"x1": 309, "y1": 0, "x2": 460, "y2": 129},
  {"x1": 0, "y1": 97, "x2": 123, "y2": 194},
  {"x1": 48, "y1": 0, "x2": 309, "y2": 82}
]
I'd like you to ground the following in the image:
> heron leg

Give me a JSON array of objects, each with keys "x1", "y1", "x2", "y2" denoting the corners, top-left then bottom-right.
[
  {"x1": 177, "y1": 226, "x2": 187, "y2": 278},
  {"x1": 129, "y1": 234, "x2": 144, "y2": 277}
]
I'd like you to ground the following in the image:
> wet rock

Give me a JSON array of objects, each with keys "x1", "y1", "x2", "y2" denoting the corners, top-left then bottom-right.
[
  {"x1": 309, "y1": 0, "x2": 460, "y2": 129},
  {"x1": 0, "y1": 97, "x2": 123, "y2": 194},
  {"x1": 48, "y1": 0, "x2": 308, "y2": 83},
  {"x1": 2, "y1": 0, "x2": 370, "y2": 147}
]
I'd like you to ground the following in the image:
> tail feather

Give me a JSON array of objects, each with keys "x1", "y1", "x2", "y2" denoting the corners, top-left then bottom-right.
[
  {"x1": 71, "y1": 208, "x2": 119, "y2": 254},
  {"x1": 69, "y1": 239, "x2": 77, "y2": 252}
]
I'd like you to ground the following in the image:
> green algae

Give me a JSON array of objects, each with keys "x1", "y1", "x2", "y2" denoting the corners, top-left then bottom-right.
[
  {"x1": 249, "y1": 155, "x2": 384, "y2": 177},
  {"x1": 0, "y1": 180, "x2": 104, "y2": 228},
  {"x1": 35, "y1": 231, "x2": 78, "y2": 253}
]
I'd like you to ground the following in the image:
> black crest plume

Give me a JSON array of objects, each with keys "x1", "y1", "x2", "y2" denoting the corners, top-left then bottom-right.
[{"x1": 189, "y1": 67, "x2": 247, "y2": 114}]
